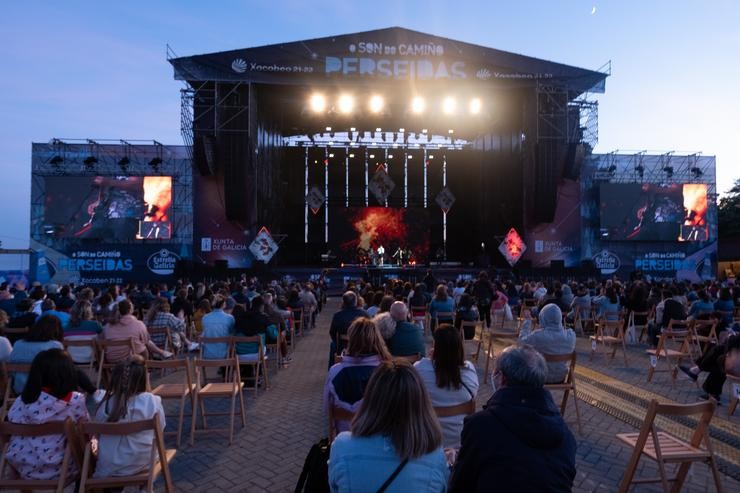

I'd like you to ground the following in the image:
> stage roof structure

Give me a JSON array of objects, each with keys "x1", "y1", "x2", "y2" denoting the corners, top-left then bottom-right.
[{"x1": 170, "y1": 27, "x2": 607, "y2": 97}]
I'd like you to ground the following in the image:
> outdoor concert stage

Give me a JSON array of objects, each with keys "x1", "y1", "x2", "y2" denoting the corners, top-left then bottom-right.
[{"x1": 26, "y1": 28, "x2": 719, "y2": 286}]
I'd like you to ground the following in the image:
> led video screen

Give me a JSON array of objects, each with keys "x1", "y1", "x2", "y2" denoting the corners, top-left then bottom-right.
[
  {"x1": 328, "y1": 207, "x2": 430, "y2": 263},
  {"x1": 599, "y1": 183, "x2": 708, "y2": 242},
  {"x1": 43, "y1": 176, "x2": 172, "y2": 242}
]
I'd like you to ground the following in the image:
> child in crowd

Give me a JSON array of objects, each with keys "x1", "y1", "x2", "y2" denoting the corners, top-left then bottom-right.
[
  {"x1": 6, "y1": 348, "x2": 90, "y2": 480},
  {"x1": 94, "y1": 355, "x2": 166, "y2": 478}
]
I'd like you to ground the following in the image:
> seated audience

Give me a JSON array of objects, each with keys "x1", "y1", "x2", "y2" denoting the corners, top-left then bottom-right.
[
  {"x1": 323, "y1": 318, "x2": 390, "y2": 433},
  {"x1": 144, "y1": 296, "x2": 198, "y2": 352},
  {"x1": 680, "y1": 332, "x2": 740, "y2": 403},
  {"x1": 64, "y1": 300, "x2": 103, "y2": 364},
  {"x1": 429, "y1": 285, "x2": 454, "y2": 329},
  {"x1": 0, "y1": 309, "x2": 11, "y2": 361},
  {"x1": 329, "y1": 360, "x2": 448, "y2": 492},
  {"x1": 9, "y1": 314, "x2": 65, "y2": 392},
  {"x1": 518, "y1": 304, "x2": 576, "y2": 384},
  {"x1": 6, "y1": 348, "x2": 90, "y2": 480},
  {"x1": 454, "y1": 294, "x2": 479, "y2": 339},
  {"x1": 328, "y1": 292, "x2": 368, "y2": 367},
  {"x1": 200, "y1": 294, "x2": 235, "y2": 359},
  {"x1": 103, "y1": 300, "x2": 172, "y2": 363},
  {"x1": 94, "y1": 356, "x2": 166, "y2": 478},
  {"x1": 688, "y1": 290, "x2": 714, "y2": 319},
  {"x1": 192, "y1": 298, "x2": 211, "y2": 338},
  {"x1": 234, "y1": 296, "x2": 277, "y2": 358},
  {"x1": 388, "y1": 301, "x2": 425, "y2": 360},
  {"x1": 7, "y1": 299, "x2": 38, "y2": 339},
  {"x1": 714, "y1": 287, "x2": 735, "y2": 327},
  {"x1": 414, "y1": 324, "x2": 479, "y2": 449},
  {"x1": 592, "y1": 286, "x2": 620, "y2": 320},
  {"x1": 449, "y1": 344, "x2": 576, "y2": 492}
]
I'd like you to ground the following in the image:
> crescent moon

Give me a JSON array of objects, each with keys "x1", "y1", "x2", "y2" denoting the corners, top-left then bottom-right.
[{"x1": 591, "y1": 6, "x2": 597, "y2": 14}]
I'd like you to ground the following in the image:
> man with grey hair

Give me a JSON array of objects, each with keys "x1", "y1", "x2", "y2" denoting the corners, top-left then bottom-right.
[
  {"x1": 387, "y1": 301, "x2": 425, "y2": 359},
  {"x1": 449, "y1": 344, "x2": 576, "y2": 493}
]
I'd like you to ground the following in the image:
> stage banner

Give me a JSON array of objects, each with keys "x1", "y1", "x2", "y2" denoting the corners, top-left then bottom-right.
[
  {"x1": 435, "y1": 186, "x2": 456, "y2": 213},
  {"x1": 499, "y1": 228, "x2": 527, "y2": 267},
  {"x1": 368, "y1": 170, "x2": 395, "y2": 204},
  {"x1": 524, "y1": 179, "x2": 582, "y2": 268},
  {"x1": 249, "y1": 228, "x2": 279, "y2": 263},
  {"x1": 306, "y1": 186, "x2": 325, "y2": 214},
  {"x1": 28, "y1": 240, "x2": 190, "y2": 286},
  {"x1": 194, "y1": 175, "x2": 254, "y2": 269}
]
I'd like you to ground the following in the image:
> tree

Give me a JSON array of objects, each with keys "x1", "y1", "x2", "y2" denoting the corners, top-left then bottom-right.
[{"x1": 718, "y1": 179, "x2": 740, "y2": 238}]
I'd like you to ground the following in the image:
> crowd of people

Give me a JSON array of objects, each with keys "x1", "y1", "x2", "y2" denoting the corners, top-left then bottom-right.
[
  {"x1": 320, "y1": 270, "x2": 740, "y2": 492},
  {"x1": 0, "y1": 269, "x2": 738, "y2": 491},
  {"x1": 0, "y1": 275, "x2": 326, "y2": 485}
]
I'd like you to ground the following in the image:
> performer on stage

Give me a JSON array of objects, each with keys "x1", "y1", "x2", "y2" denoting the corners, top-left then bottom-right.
[
  {"x1": 377, "y1": 245, "x2": 385, "y2": 266},
  {"x1": 392, "y1": 247, "x2": 406, "y2": 266}
]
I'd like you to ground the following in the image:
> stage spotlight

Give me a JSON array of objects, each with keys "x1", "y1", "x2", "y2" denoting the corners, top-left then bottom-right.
[
  {"x1": 310, "y1": 94, "x2": 327, "y2": 113},
  {"x1": 375, "y1": 127, "x2": 382, "y2": 132},
  {"x1": 421, "y1": 128, "x2": 428, "y2": 134},
  {"x1": 49, "y1": 155, "x2": 64, "y2": 166},
  {"x1": 388, "y1": 154, "x2": 394, "y2": 159},
  {"x1": 635, "y1": 165, "x2": 644, "y2": 177},
  {"x1": 338, "y1": 94, "x2": 354, "y2": 114},
  {"x1": 83, "y1": 156, "x2": 98, "y2": 168},
  {"x1": 690, "y1": 167, "x2": 703, "y2": 176},
  {"x1": 407, "y1": 155, "x2": 413, "y2": 159},
  {"x1": 369, "y1": 154, "x2": 375, "y2": 159},
  {"x1": 148, "y1": 157, "x2": 162, "y2": 169},
  {"x1": 399, "y1": 128, "x2": 405, "y2": 133},
  {"x1": 663, "y1": 166, "x2": 674, "y2": 177},
  {"x1": 607, "y1": 165, "x2": 617, "y2": 173},
  {"x1": 329, "y1": 153, "x2": 335, "y2": 158},
  {"x1": 442, "y1": 97, "x2": 457, "y2": 115},
  {"x1": 349, "y1": 153, "x2": 355, "y2": 158},
  {"x1": 117, "y1": 157, "x2": 130, "y2": 168},
  {"x1": 429, "y1": 154, "x2": 435, "y2": 160},
  {"x1": 326, "y1": 126, "x2": 332, "y2": 131},
  {"x1": 411, "y1": 96, "x2": 425, "y2": 114},
  {"x1": 368, "y1": 95, "x2": 384, "y2": 113},
  {"x1": 448, "y1": 129, "x2": 454, "y2": 134},
  {"x1": 469, "y1": 98, "x2": 482, "y2": 114}
]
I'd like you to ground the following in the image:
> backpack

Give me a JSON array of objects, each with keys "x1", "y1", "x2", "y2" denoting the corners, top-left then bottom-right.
[{"x1": 295, "y1": 438, "x2": 330, "y2": 493}]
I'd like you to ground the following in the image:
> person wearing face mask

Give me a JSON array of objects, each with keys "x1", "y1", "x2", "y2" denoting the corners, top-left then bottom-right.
[
  {"x1": 518, "y1": 303, "x2": 576, "y2": 384},
  {"x1": 449, "y1": 345, "x2": 576, "y2": 493}
]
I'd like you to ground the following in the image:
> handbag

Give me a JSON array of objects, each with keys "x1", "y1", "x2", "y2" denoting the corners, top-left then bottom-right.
[
  {"x1": 376, "y1": 458, "x2": 409, "y2": 493},
  {"x1": 295, "y1": 438, "x2": 331, "y2": 493}
]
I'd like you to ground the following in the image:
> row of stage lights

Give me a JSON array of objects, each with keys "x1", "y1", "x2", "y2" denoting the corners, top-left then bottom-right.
[
  {"x1": 49, "y1": 155, "x2": 163, "y2": 171},
  {"x1": 308, "y1": 93, "x2": 483, "y2": 116}
]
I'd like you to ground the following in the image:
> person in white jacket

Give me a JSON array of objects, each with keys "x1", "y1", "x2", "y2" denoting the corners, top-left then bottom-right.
[
  {"x1": 518, "y1": 304, "x2": 576, "y2": 384},
  {"x1": 95, "y1": 356, "x2": 165, "y2": 478}
]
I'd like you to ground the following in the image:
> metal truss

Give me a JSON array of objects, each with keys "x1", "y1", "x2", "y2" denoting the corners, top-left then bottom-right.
[
  {"x1": 536, "y1": 82, "x2": 600, "y2": 148},
  {"x1": 30, "y1": 140, "x2": 193, "y2": 249}
]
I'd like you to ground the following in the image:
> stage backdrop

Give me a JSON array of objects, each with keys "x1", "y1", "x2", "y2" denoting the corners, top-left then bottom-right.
[{"x1": 329, "y1": 207, "x2": 430, "y2": 264}]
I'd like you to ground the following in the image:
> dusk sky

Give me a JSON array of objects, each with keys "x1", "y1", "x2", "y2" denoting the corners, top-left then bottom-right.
[{"x1": 1, "y1": 0, "x2": 738, "y2": 249}]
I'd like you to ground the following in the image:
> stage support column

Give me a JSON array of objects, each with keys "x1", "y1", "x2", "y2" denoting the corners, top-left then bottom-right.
[
  {"x1": 423, "y1": 147, "x2": 428, "y2": 208},
  {"x1": 304, "y1": 146, "x2": 309, "y2": 243},
  {"x1": 324, "y1": 146, "x2": 329, "y2": 243},
  {"x1": 404, "y1": 150, "x2": 408, "y2": 208},
  {"x1": 443, "y1": 153, "x2": 447, "y2": 261},
  {"x1": 345, "y1": 146, "x2": 349, "y2": 207},
  {"x1": 384, "y1": 147, "x2": 389, "y2": 207},
  {"x1": 364, "y1": 147, "x2": 369, "y2": 206}
]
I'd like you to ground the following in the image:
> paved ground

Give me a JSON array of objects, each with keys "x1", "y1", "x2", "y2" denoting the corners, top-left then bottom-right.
[{"x1": 149, "y1": 299, "x2": 740, "y2": 492}]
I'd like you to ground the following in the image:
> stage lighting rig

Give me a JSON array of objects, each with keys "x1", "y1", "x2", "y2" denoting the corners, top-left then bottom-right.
[
  {"x1": 83, "y1": 156, "x2": 98, "y2": 168},
  {"x1": 635, "y1": 165, "x2": 644, "y2": 178},
  {"x1": 49, "y1": 155, "x2": 64, "y2": 166},
  {"x1": 663, "y1": 166, "x2": 674, "y2": 177},
  {"x1": 690, "y1": 167, "x2": 703, "y2": 177},
  {"x1": 117, "y1": 157, "x2": 130, "y2": 169},
  {"x1": 411, "y1": 96, "x2": 425, "y2": 114},
  {"x1": 310, "y1": 94, "x2": 327, "y2": 113},
  {"x1": 368, "y1": 95, "x2": 384, "y2": 114},
  {"x1": 337, "y1": 94, "x2": 354, "y2": 114},
  {"x1": 469, "y1": 98, "x2": 482, "y2": 115},
  {"x1": 442, "y1": 97, "x2": 457, "y2": 115},
  {"x1": 148, "y1": 157, "x2": 163, "y2": 170}
]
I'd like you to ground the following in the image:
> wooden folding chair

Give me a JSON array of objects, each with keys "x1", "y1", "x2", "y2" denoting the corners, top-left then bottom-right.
[
  {"x1": 63, "y1": 336, "x2": 99, "y2": 371},
  {"x1": 459, "y1": 320, "x2": 479, "y2": 341},
  {"x1": 590, "y1": 314, "x2": 629, "y2": 367},
  {"x1": 629, "y1": 311, "x2": 651, "y2": 344},
  {"x1": 291, "y1": 308, "x2": 304, "y2": 337},
  {"x1": 0, "y1": 417, "x2": 82, "y2": 493},
  {"x1": 328, "y1": 404, "x2": 355, "y2": 442},
  {"x1": 146, "y1": 358, "x2": 196, "y2": 446},
  {"x1": 690, "y1": 319, "x2": 718, "y2": 355},
  {"x1": 616, "y1": 399, "x2": 724, "y2": 493},
  {"x1": 79, "y1": 414, "x2": 175, "y2": 493},
  {"x1": 434, "y1": 399, "x2": 475, "y2": 418},
  {"x1": 726, "y1": 373, "x2": 739, "y2": 418},
  {"x1": 519, "y1": 299, "x2": 537, "y2": 320},
  {"x1": 233, "y1": 335, "x2": 269, "y2": 392},
  {"x1": 96, "y1": 338, "x2": 136, "y2": 388},
  {"x1": 646, "y1": 325, "x2": 693, "y2": 388},
  {"x1": 1, "y1": 326, "x2": 30, "y2": 339},
  {"x1": 148, "y1": 326, "x2": 177, "y2": 354},
  {"x1": 476, "y1": 319, "x2": 519, "y2": 379},
  {"x1": 284, "y1": 313, "x2": 297, "y2": 350},
  {"x1": 198, "y1": 335, "x2": 234, "y2": 360},
  {"x1": 0, "y1": 362, "x2": 32, "y2": 421},
  {"x1": 410, "y1": 306, "x2": 428, "y2": 334},
  {"x1": 543, "y1": 352, "x2": 582, "y2": 434},
  {"x1": 191, "y1": 357, "x2": 246, "y2": 445},
  {"x1": 433, "y1": 311, "x2": 455, "y2": 331}
]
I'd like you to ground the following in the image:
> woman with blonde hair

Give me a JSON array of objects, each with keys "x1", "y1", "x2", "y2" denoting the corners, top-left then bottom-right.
[
  {"x1": 323, "y1": 317, "x2": 391, "y2": 433},
  {"x1": 329, "y1": 360, "x2": 448, "y2": 492}
]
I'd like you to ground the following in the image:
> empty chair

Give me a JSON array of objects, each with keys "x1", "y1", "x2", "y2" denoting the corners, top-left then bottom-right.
[{"x1": 191, "y1": 357, "x2": 246, "y2": 445}]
